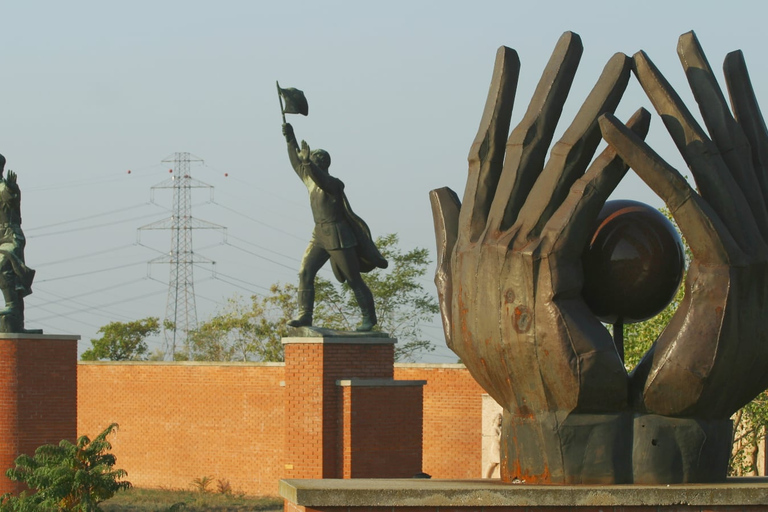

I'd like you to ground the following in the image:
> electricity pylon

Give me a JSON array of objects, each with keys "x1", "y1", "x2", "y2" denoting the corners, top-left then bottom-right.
[{"x1": 138, "y1": 152, "x2": 225, "y2": 359}]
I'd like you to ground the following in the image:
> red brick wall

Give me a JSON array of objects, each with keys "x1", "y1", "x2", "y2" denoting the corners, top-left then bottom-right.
[
  {"x1": 394, "y1": 364, "x2": 485, "y2": 479},
  {"x1": 77, "y1": 359, "x2": 486, "y2": 496},
  {"x1": 77, "y1": 362, "x2": 285, "y2": 496},
  {"x1": 0, "y1": 336, "x2": 77, "y2": 494}
]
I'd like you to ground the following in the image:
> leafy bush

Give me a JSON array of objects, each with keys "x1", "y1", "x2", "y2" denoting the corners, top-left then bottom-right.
[{"x1": 0, "y1": 423, "x2": 130, "y2": 511}]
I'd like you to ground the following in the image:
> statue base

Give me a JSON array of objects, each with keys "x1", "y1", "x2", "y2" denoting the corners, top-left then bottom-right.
[
  {"x1": 286, "y1": 325, "x2": 392, "y2": 338},
  {"x1": 280, "y1": 477, "x2": 768, "y2": 511},
  {"x1": 0, "y1": 333, "x2": 80, "y2": 494},
  {"x1": 281, "y1": 330, "x2": 425, "y2": 480}
]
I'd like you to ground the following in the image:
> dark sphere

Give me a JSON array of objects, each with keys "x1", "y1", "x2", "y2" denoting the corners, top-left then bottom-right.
[{"x1": 582, "y1": 200, "x2": 685, "y2": 324}]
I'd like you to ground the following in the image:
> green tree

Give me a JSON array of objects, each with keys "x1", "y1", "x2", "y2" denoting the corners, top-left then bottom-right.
[
  {"x1": 184, "y1": 296, "x2": 284, "y2": 362},
  {"x1": 81, "y1": 318, "x2": 160, "y2": 361},
  {"x1": 0, "y1": 424, "x2": 130, "y2": 511},
  {"x1": 188, "y1": 234, "x2": 439, "y2": 362}
]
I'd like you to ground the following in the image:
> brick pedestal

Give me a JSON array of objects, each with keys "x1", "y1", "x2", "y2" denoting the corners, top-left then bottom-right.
[
  {"x1": 0, "y1": 334, "x2": 79, "y2": 494},
  {"x1": 338, "y1": 379, "x2": 425, "y2": 478},
  {"x1": 283, "y1": 330, "x2": 424, "y2": 480}
]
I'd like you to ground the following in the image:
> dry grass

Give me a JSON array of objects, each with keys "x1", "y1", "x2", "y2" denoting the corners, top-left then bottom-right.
[{"x1": 101, "y1": 487, "x2": 283, "y2": 512}]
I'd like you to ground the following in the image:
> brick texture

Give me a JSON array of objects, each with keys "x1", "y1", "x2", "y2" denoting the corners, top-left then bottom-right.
[
  {"x1": 283, "y1": 341, "x2": 395, "y2": 480},
  {"x1": 0, "y1": 337, "x2": 77, "y2": 494},
  {"x1": 394, "y1": 364, "x2": 485, "y2": 479},
  {"x1": 77, "y1": 362, "x2": 285, "y2": 495},
  {"x1": 77, "y1": 355, "x2": 488, "y2": 495},
  {"x1": 339, "y1": 384, "x2": 423, "y2": 478}
]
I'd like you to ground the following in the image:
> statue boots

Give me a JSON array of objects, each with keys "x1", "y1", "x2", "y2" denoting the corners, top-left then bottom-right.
[
  {"x1": 0, "y1": 286, "x2": 20, "y2": 318},
  {"x1": 353, "y1": 285, "x2": 377, "y2": 332},
  {"x1": 288, "y1": 288, "x2": 314, "y2": 328}
]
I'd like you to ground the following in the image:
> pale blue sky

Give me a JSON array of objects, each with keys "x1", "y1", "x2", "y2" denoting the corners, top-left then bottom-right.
[{"x1": 0, "y1": 1, "x2": 764, "y2": 361}]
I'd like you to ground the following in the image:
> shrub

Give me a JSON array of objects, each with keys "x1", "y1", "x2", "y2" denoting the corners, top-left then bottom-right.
[{"x1": 0, "y1": 423, "x2": 130, "y2": 511}]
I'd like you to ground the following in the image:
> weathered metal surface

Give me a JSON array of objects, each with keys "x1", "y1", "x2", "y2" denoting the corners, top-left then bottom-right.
[
  {"x1": 431, "y1": 30, "x2": 767, "y2": 484},
  {"x1": 582, "y1": 200, "x2": 684, "y2": 325}
]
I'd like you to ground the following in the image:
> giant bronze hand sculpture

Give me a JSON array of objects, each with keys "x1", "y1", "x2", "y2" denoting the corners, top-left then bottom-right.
[
  {"x1": 601, "y1": 34, "x2": 768, "y2": 425},
  {"x1": 430, "y1": 31, "x2": 768, "y2": 485},
  {"x1": 430, "y1": 32, "x2": 651, "y2": 484}
]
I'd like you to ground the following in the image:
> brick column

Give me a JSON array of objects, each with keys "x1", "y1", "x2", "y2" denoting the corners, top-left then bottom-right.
[
  {"x1": 338, "y1": 379, "x2": 425, "y2": 478},
  {"x1": 0, "y1": 334, "x2": 79, "y2": 494},
  {"x1": 282, "y1": 332, "x2": 395, "y2": 479}
]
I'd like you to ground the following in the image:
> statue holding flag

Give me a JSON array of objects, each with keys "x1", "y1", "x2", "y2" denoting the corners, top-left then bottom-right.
[{"x1": 277, "y1": 83, "x2": 388, "y2": 332}]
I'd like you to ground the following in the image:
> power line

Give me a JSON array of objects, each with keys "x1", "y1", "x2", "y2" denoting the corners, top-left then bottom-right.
[
  {"x1": 34, "y1": 261, "x2": 147, "y2": 283},
  {"x1": 211, "y1": 200, "x2": 305, "y2": 242},
  {"x1": 35, "y1": 243, "x2": 139, "y2": 268},
  {"x1": 29, "y1": 211, "x2": 168, "y2": 238},
  {"x1": 26, "y1": 202, "x2": 159, "y2": 233}
]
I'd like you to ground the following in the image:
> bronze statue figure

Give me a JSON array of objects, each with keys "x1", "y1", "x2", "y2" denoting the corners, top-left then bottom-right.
[
  {"x1": 430, "y1": 30, "x2": 767, "y2": 484},
  {"x1": 0, "y1": 155, "x2": 36, "y2": 334},
  {"x1": 281, "y1": 120, "x2": 387, "y2": 332}
]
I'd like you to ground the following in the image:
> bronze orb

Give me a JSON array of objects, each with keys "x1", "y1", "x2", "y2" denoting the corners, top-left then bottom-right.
[{"x1": 582, "y1": 200, "x2": 685, "y2": 324}]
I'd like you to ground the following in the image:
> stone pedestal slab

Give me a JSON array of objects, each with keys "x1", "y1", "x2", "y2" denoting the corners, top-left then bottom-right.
[{"x1": 280, "y1": 477, "x2": 768, "y2": 511}]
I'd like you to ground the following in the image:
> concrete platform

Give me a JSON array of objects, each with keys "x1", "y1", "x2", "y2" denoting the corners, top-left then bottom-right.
[{"x1": 280, "y1": 478, "x2": 768, "y2": 508}]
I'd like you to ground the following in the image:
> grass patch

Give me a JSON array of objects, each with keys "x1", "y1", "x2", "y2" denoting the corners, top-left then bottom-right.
[{"x1": 101, "y1": 487, "x2": 283, "y2": 512}]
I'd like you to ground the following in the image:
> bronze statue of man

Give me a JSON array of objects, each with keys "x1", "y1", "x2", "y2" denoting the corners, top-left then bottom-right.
[
  {"x1": 0, "y1": 154, "x2": 35, "y2": 333},
  {"x1": 282, "y1": 123, "x2": 387, "y2": 332}
]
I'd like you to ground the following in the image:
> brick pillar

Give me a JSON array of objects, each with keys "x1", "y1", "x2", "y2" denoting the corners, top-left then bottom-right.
[
  {"x1": 338, "y1": 379, "x2": 425, "y2": 478},
  {"x1": 283, "y1": 332, "x2": 396, "y2": 479},
  {"x1": 0, "y1": 334, "x2": 79, "y2": 494}
]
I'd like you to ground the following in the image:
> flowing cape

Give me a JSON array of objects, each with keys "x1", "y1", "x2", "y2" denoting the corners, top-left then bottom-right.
[{"x1": 330, "y1": 192, "x2": 388, "y2": 283}]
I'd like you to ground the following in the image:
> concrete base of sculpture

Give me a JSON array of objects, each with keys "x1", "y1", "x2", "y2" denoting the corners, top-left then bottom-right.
[
  {"x1": 0, "y1": 333, "x2": 80, "y2": 494},
  {"x1": 280, "y1": 478, "x2": 768, "y2": 511},
  {"x1": 502, "y1": 411, "x2": 733, "y2": 484}
]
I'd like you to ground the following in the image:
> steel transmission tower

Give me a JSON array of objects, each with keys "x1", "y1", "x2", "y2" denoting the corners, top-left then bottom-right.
[{"x1": 138, "y1": 152, "x2": 225, "y2": 359}]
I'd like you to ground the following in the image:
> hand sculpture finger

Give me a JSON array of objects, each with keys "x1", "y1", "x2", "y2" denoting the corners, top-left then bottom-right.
[
  {"x1": 461, "y1": 46, "x2": 519, "y2": 243},
  {"x1": 634, "y1": 49, "x2": 764, "y2": 255},
  {"x1": 599, "y1": 113, "x2": 738, "y2": 265},
  {"x1": 678, "y1": 32, "x2": 768, "y2": 244},
  {"x1": 486, "y1": 32, "x2": 583, "y2": 234},
  {"x1": 429, "y1": 187, "x2": 461, "y2": 347},
  {"x1": 514, "y1": 52, "x2": 631, "y2": 247},
  {"x1": 723, "y1": 49, "x2": 768, "y2": 213},
  {"x1": 542, "y1": 107, "x2": 651, "y2": 258}
]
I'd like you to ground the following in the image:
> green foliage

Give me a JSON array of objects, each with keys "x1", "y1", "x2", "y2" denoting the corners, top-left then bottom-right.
[
  {"x1": 81, "y1": 318, "x2": 160, "y2": 361},
  {"x1": 184, "y1": 297, "x2": 284, "y2": 362},
  {"x1": 189, "y1": 476, "x2": 214, "y2": 494},
  {"x1": 730, "y1": 390, "x2": 768, "y2": 475},
  {"x1": 0, "y1": 423, "x2": 130, "y2": 511},
  {"x1": 186, "y1": 234, "x2": 438, "y2": 362},
  {"x1": 99, "y1": 487, "x2": 282, "y2": 511}
]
